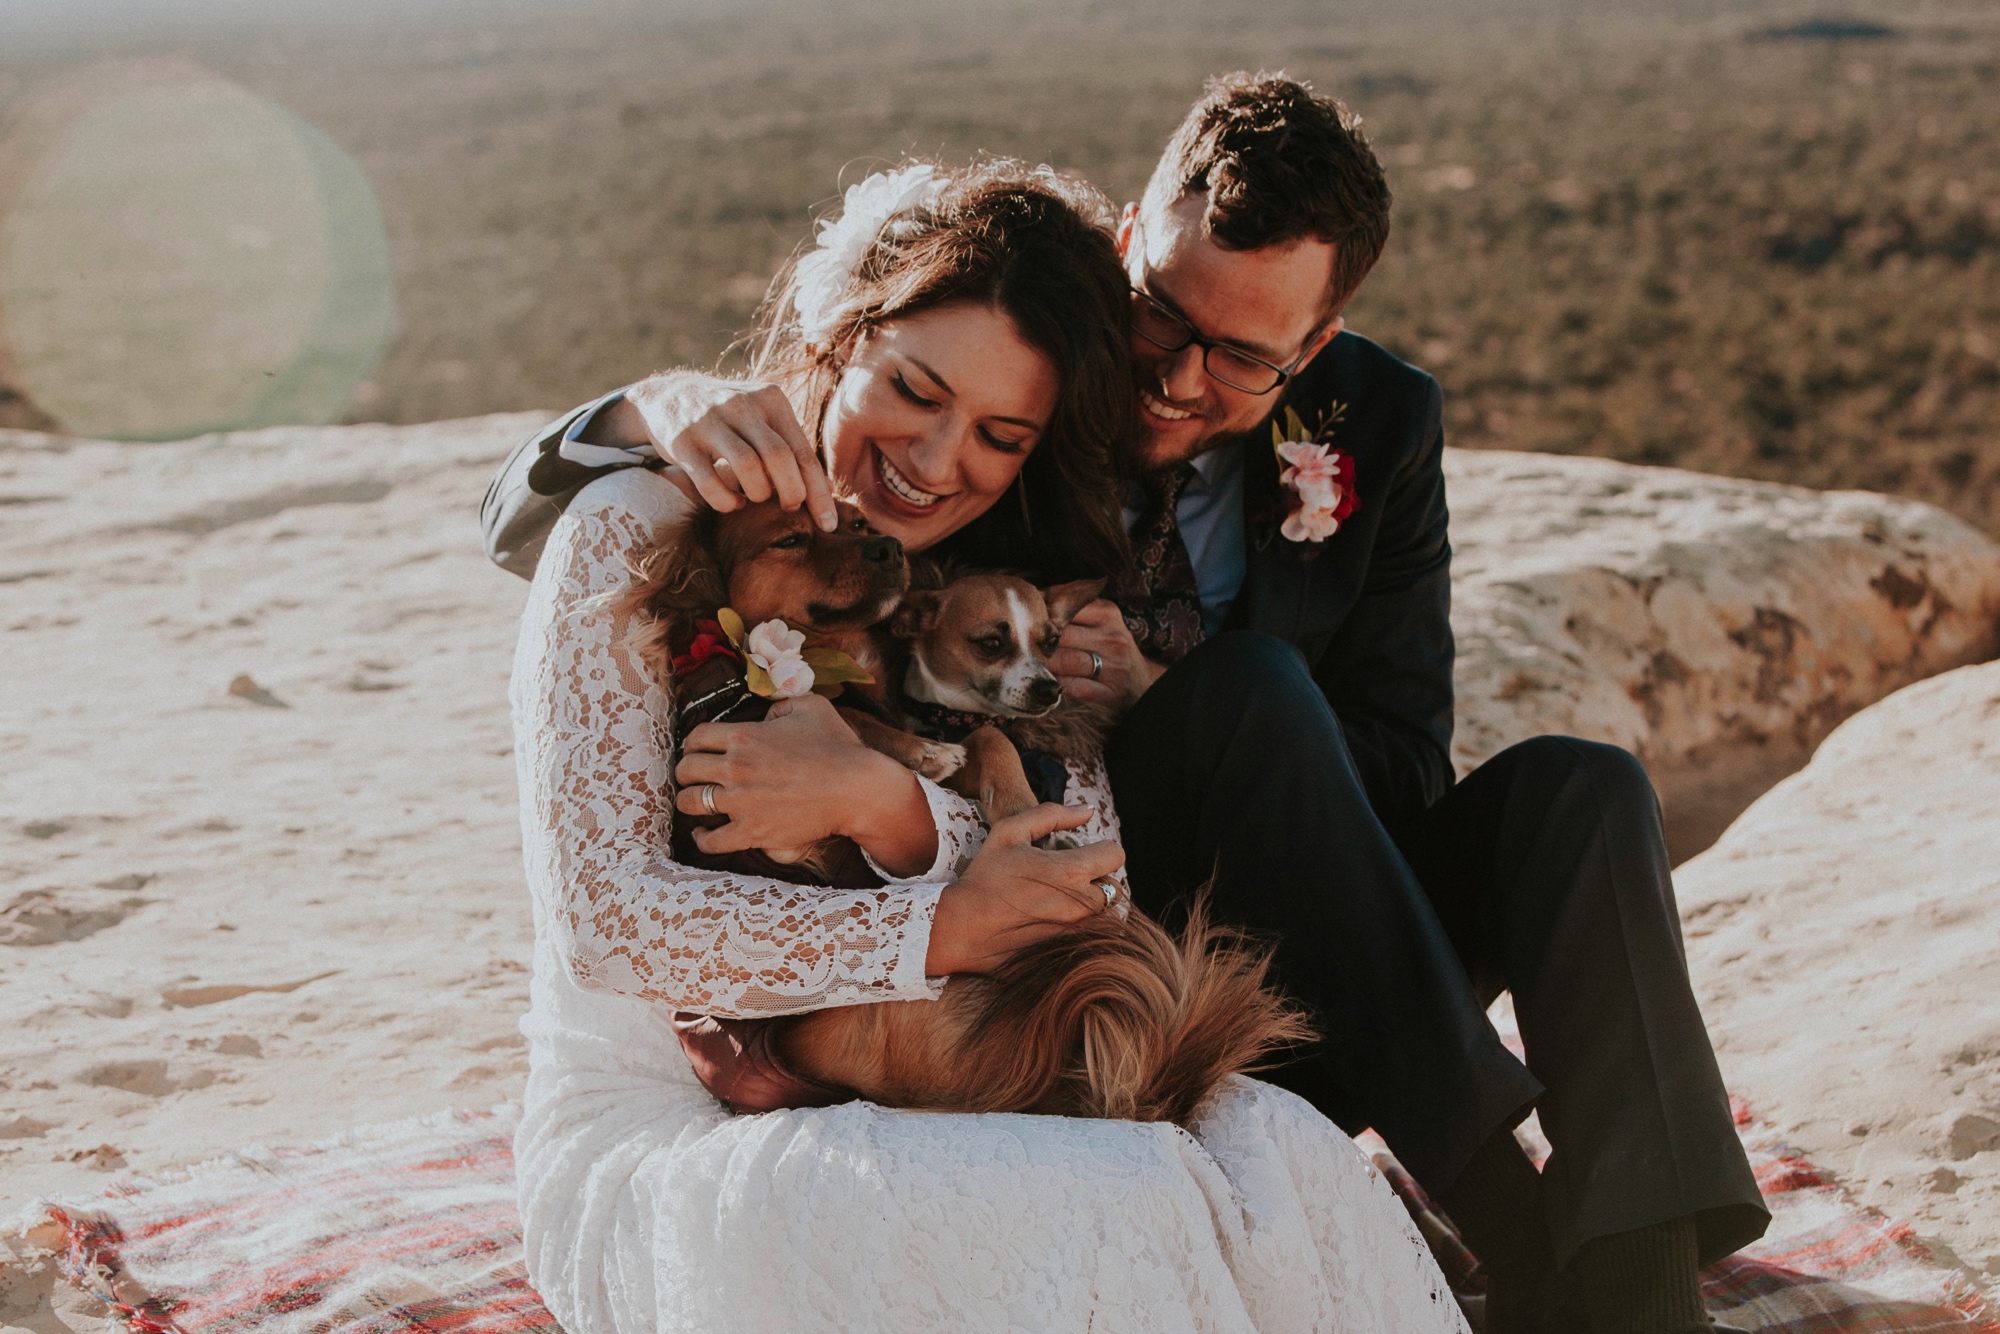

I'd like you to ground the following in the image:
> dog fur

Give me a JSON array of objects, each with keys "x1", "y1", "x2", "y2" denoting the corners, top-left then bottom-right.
[
  {"x1": 780, "y1": 894, "x2": 1312, "y2": 1125},
  {"x1": 620, "y1": 499, "x2": 1313, "y2": 1126},
  {"x1": 622, "y1": 498, "x2": 910, "y2": 713}
]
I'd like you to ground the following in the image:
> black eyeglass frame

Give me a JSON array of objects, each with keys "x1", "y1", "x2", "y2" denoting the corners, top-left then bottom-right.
[{"x1": 1128, "y1": 285, "x2": 1325, "y2": 396}]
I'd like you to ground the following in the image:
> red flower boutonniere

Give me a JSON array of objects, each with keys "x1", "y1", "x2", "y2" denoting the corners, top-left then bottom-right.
[{"x1": 1271, "y1": 404, "x2": 1359, "y2": 544}]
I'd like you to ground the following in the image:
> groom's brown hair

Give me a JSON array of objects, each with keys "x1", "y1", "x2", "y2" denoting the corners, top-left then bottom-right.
[{"x1": 1142, "y1": 72, "x2": 1393, "y2": 313}]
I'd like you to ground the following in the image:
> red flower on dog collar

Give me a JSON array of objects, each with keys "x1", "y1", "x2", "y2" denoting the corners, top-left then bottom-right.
[
  {"x1": 670, "y1": 609, "x2": 874, "y2": 700},
  {"x1": 671, "y1": 619, "x2": 741, "y2": 678}
]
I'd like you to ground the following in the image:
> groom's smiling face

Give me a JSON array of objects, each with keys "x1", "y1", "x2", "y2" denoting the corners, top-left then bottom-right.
[{"x1": 1117, "y1": 192, "x2": 1344, "y2": 471}]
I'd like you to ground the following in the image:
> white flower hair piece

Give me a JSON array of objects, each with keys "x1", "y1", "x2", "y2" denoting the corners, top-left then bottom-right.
[{"x1": 791, "y1": 164, "x2": 943, "y2": 346}]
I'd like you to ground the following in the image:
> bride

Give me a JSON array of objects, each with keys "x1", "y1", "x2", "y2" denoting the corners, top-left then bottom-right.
[{"x1": 506, "y1": 156, "x2": 1467, "y2": 1332}]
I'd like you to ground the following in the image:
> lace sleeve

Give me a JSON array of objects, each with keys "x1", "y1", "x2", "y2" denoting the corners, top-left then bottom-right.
[
  {"x1": 509, "y1": 470, "x2": 949, "y2": 1016},
  {"x1": 862, "y1": 777, "x2": 986, "y2": 883},
  {"x1": 1065, "y1": 754, "x2": 1130, "y2": 900}
]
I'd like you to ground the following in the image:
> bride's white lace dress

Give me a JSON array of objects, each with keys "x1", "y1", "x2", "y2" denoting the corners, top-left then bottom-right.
[{"x1": 509, "y1": 468, "x2": 1469, "y2": 1333}]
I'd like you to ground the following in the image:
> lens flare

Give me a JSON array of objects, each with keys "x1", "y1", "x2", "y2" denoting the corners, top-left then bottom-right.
[{"x1": 0, "y1": 61, "x2": 394, "y2": 440}]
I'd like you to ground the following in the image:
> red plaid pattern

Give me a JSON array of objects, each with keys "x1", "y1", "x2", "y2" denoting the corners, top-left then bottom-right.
[{"x1": 34, "y1": 1098, "x2": 1997, "y2": 1334}]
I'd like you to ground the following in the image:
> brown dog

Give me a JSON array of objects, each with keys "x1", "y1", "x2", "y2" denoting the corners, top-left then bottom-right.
[
  {"x1": 622, "y1": 500, "x2": 1311, "y2": 1126},
  {"x1": 625, "y1": 497, "x2": 909, "y2": 711},
  {"x1": 625, "y1": 497, "x2": 971, "y2": 885},
  {"x1": 781, "y1": 894, "x2": 1312, "y2": 1124}
]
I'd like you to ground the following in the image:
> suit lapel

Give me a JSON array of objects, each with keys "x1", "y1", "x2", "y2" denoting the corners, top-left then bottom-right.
[{"x1": 1224, "y1": 434, "x2": 1312, "y2": 640}]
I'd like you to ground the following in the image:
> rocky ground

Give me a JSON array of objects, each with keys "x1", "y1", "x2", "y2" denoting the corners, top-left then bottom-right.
[
  {"x1": 0, "y1": 415, "x2": 544, "y2": 1281},
  {"x1": 1679, "y1": 660, "x2": 2000, "y2": 1285},
  {"x1": 1448, "y1": 449, "x2": 2000, "y2": 861},
  {"x1": 1, "y1": 416, "x2": 1994, "y2": 1327}
]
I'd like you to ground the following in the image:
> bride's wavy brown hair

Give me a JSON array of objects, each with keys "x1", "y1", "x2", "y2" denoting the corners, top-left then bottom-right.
[{"x1": 745, "y1": 158, "x2": 1136, "y2": 583}]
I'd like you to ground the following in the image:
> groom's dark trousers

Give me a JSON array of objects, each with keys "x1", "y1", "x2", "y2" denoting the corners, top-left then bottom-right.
[{"x1": 1106, "y1": 631, "x2": 1768, "y2": 1267}]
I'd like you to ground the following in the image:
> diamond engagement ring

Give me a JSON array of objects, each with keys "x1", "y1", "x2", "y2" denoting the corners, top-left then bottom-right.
[
  {"x1": 1087, "y1": 650, "x2": 1103, "y2": 680},
  {"x1": 699, "y1": 783, "x2": 721, "y2": 816}
]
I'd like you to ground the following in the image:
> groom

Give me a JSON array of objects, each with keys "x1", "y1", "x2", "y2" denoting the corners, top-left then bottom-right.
[
  {"x1": 480, "y1": 73, "x2": 1765, "y2": 1332},
  {"x1": 1051, "y1": 75, "x2": 1766, "y2": 1333}
]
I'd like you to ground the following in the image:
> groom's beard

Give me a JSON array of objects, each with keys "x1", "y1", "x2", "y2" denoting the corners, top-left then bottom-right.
[{"x1": 1131, "y1": 375, "x2": 1279, "y2": 472}]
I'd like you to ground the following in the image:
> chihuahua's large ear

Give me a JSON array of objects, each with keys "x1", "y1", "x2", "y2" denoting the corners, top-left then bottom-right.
[
  {"x1": 890, "y1": 590, "x2": 943, "y2": 640},
  {"x1": 1043, "y1": 578, "x2": 1107, "y2": 630}
]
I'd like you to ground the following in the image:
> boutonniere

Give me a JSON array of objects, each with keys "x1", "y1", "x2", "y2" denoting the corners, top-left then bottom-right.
[
  {"x1": 675, "y1": 608, "x2": 874, "y2": 700},
  {"x1": 1271, "y1": 404, "x2": 1359, "y2": 544}
]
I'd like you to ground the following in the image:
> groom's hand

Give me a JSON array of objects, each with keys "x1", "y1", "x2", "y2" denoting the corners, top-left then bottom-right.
[
  {"x1": 1052, "y1": 599, "x2": 1167, "y2": 716},
  {"x1": 615, "y1": 372, "x2": 840, "y2": 532}
]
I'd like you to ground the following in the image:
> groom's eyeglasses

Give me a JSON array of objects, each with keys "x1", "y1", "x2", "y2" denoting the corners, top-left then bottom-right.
[{"x1": 1129, "y1": 287, "x2": 1318, "y2": 396}]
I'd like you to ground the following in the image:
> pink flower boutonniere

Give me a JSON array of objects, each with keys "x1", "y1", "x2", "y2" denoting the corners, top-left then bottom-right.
[{"x1": 1271, "y1": 404, "x2": 1359, "y2": 544}]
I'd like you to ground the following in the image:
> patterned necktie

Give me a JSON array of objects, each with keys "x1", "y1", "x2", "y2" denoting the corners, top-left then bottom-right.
[{"x1": 1116, "y1": 462, "x2": 1205, "y2": 665}]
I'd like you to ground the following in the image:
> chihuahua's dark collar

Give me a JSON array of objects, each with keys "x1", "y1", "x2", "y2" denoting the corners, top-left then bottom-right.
[
  {"x1": 900, "y1": 695, "x2": 1007, "y2": 741},
  {"x1": 900, "y1": 696, "x2": 1071, "y2": 806}
]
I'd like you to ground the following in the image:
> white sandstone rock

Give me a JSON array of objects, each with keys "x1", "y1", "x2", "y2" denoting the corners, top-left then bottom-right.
[
  {"x1": 6, "y1": 415, "x2": 1997, "y2": 1261},
  {"x1": 1676, "y1": 661, "x2": 2000, "y2": 1280},
  {"x1": 1446, "y1": 449, "x2": 2000, "y2": 859}
]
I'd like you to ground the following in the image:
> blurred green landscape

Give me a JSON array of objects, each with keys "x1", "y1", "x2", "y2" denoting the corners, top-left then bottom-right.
[{"x1": 3, "y1": 0, "x2": 1997, "y2": 530}]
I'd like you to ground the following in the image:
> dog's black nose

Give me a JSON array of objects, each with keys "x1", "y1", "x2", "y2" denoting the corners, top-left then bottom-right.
[
  {"x1": 1027, "y1": 676, "x2": 1063, "y2": 710},
  {"x1": 862, "y1": 536, "x2": 903, "y2": 564}
]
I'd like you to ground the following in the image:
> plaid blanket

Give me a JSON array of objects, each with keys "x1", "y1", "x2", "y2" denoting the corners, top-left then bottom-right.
[
  {"x1": 27, "y1": 1100, "x2": 1996, "y2": 1334},
  {"x1": 28, "y1": 1107, "x2": 556, "y2": 1334}
]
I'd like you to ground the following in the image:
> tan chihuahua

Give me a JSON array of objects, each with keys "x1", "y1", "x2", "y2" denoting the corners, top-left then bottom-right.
[{"x1": 833, "y1": 571, "x2": 1111, "y2": 825}]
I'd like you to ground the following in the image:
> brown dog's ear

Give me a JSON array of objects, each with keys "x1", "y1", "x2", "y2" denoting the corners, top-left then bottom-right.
[
  {"x1": 890, "y1": 590, "x2": 942, "y2": 640},
  {"x1": 618, "y1": 510, "x2": 729, "y2": 678},
  {"x1": 1043, "y1": 578, "x2": 1107, "y2": 630}
]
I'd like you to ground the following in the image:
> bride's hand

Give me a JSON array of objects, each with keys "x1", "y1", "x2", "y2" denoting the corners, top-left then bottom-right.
[
  {"x1": 925, "y1": 805, "x2": 1126, "y2": 976},
  {"x1": 625, "y1": 372, "x2": 840, "y2": 532},
  {"x1": 673, "y1": 694, "x2": 936, "y2": 874}
]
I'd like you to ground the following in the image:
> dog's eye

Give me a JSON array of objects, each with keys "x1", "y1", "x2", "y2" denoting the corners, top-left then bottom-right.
[
  {"x1": 770, "y1": 533, "x2": 810, "y2": 550},
  {"x1": 971, "y1": 635, "x2": 1009, "y2": 655},
  {"x1": 1041, "y1": 633, "x2": 1061, "y2": 655},
  {"x1": 847, "y1": 518, "x2": 869, "y2": 533}
]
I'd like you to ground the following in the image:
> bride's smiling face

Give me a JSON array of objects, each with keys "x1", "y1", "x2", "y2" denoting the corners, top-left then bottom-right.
[{"x1": 821, "y1": 301, "x2": 1058, "y2": 552}]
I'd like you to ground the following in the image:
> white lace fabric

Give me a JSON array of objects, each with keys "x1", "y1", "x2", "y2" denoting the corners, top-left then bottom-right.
[
  {"x1": 512, "y1": 469, "x2": 985, "y2": 1015},
  {"x1": 510, "y1": 469, "x2": 1469, "y2": 1333}
]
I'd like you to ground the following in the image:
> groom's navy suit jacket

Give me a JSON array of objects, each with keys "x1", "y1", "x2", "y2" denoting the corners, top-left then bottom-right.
[
  {"x1": 1226, "y1": 331, "x2": 1453, "y2": 828},
  {"x1": 479, "y1": 330, "x2": 1453, "y2": 827}
]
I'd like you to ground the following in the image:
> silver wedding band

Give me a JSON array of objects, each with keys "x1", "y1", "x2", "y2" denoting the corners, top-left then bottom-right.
[
  {"x1": 1096, "y1": 878, "x2": 1119, "y2": 904},
  {"x1": 699, "y1": 783, "x2": 721, "y2": 816},
  {"x1": 1087, "y1": 650, "x2": 1103, "y2": 681}
]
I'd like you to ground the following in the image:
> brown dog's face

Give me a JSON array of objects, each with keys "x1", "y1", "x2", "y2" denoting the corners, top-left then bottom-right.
[
  {"x1": 894, "y1": 574, "x2": 1104, "y2": 717},
  {"x1": 712, "y1": 500, "x2": 909, "y2": 631}
]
